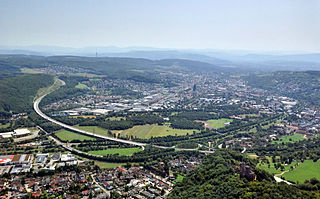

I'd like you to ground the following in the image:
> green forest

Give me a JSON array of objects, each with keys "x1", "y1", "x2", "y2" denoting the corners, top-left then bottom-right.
[
  {"x1": 0, "y1": 74, "x2": 53, "y2": 114},
  {"x1": 168, "y1": 150, "x2": 320, "y2": 199}
]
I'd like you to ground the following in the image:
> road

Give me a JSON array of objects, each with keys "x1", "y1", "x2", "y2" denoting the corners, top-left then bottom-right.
[{"x1": 34, "y1": 78, "x2": 215, "y2": 154}]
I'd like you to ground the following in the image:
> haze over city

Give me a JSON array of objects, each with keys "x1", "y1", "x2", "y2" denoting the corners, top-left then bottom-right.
[{"x1": 1, "y1": 0, "x2": 320, "y2": 52}]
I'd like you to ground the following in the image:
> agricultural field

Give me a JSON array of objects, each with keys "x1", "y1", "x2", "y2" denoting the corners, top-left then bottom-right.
[
  {"x1": 257, "y1": 156, "x2": 297, "y2": 175},
  {"x1": 88, "y1": 147, "x2": 142, "y2": 156},
  {"x1": 120, "y1": 124, "x2": 199, "y2": 139},
  {"x1": 282, "y1": 159, "x2": 320, "y2": 183},
  {"x1": 55, "y1": 129, "x2": 96, "y2": 141},
  {"x1": 272, "y1": 133, "x2": 306, "y2": 144},
  {"x1": 75, "y1": 82, "x2": 88, "y2": 89},
  {"x1": 206, "y1": 118, "x2": 233, "y2": 129}
]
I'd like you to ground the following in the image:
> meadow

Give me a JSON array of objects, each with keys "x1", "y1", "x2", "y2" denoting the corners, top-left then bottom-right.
[
  {"x1": 75, "y1": 82, "x2": 88, "y2": 89},
  {"x1": 75, "y1": 126, "x2": 109, "y2": 136},
  {"x1": 55, "y1": 129, "x2": 96, "y2": 141},
  {"x1": 272, "y1": 133, "x2": 305, "y2": 144},
  {"x1": 120, "y1": 124, "x2": 199, "y2": 139},
  {"x1": 282, "y1": 159, "x2": 320, "y2": 183},
  {"x1": 206, "y1": 118, "x2": 233, "y2": 129},
  {"x1": 257, "y1": 156, "x2": 297, "y2": 175}
]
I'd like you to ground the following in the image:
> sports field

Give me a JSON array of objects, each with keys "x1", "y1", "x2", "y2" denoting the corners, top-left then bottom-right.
[
  {"x1": 88, "y1": 147, "x2": 142, "y2": 156},
  {"x1": 120, "y1": 124, "x2": 199, "y2": 139},
  {"x1": 55, "y1": 129, "x2": 96, "y2": 141},
  {"x1": 272, "y1": 133, "x2": 305, "y2": 144},
  {"x1": 206, "y1": 118, "x2": 233, "y2": 128},
  {"x1": 282, "y1": 160, "x2": 320, "y2": 183}
]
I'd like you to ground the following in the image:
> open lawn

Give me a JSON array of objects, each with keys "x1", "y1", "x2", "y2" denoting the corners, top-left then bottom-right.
[
  {"x1": 257, "y1": 156, "x2": 297, "y2": 175},
  {"x1": 282, "y1": 160, "x2": 320, "y2": 183},
  {"x1": 272, "y1": 133, "x2": 306, "y2": 144},
  {"x1": 206, "y1": 118, "x2": 233, "y2": 129},
  {"x1": 55, "y1": 129, "x2": 96, "y2": 141},
  {"x1": 88, "y1": 147, "x2": 142, "y2": 156},
  {"x1": 75, "y1": 82, "x2": 88, "y2": 89},
  {"x1": 120, "y1": 124, "x2": 199, "y2": 139}
]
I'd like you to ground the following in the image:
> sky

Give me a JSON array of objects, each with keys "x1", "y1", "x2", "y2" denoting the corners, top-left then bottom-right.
[{"x1": 0, "y1": 0, "x2": 319, "y2": 52}]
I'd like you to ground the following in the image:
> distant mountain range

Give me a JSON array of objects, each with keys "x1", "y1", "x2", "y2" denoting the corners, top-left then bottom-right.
[{"x1": 0, "y1": 46, "x2": 319, "y2": 72}]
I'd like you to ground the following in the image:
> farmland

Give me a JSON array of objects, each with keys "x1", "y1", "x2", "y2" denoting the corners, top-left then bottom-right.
[
  {"x1": 88, "y1": 147, "x2": 142, "y2": 156},
  {"x1": 55, "y1": 129, "x2": 96, "y2": 141},
  {"x1": 120, "y1": 124, "x2": 199, "y2": 139}
]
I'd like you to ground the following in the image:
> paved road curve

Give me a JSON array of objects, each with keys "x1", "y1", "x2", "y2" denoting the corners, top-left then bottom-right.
[{"x1": 33, "y1": 78, "x2": 215, "y2": 154}]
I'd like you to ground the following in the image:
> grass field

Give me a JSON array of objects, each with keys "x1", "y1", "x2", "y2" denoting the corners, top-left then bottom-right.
[
  {"x1": 272, "y1": 133, "x2": 305, "y2": 144},
  {"x1": 282, "y1": 160, "x2": 320, "y2": 183},
  {"x1": 257, "y1": 156, "x2": 297, "y2": 175},
  {"x1": 75, "y1": 82, "x2": 88, "y2": 89},
  {"x1": 0, "y1": 123, "x2": 10, "y2": 129},
  {"x1": 89, "y1": 78, "x2": 102, "y2": 81},
  {"x1": 94, "y1": 161, "x2": 124, "y2": 169},
  {"x1": 120, "y1": 124, "x2": 199, "y2": 139},
  {"x1": 88, "y1": 147, "x2": 142, "y2": 156},
  {"x1": 176, "y1": 174, "x2": 184, "y2": 182},
  {"x1": 75, "y1": 126, "x2": 109, "y2": 136},
  {"x1": 206, "y1": 118, "x2": 233, "y2": 128},
  {"x1": 55, "y1": 129, "x2": 96, "y2": 141}
]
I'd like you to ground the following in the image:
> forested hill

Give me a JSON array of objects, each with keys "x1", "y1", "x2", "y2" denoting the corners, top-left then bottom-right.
[
  {"x1": 168, "y1": 150, "x2": 320, "y2": 199},
  {"x1": 0, "y1": 74, "x2": 54, "y2": 114},
  {"x1": 245, "y1": 71, "x2": 320, "y2": 106},
  {"x1": 0, "y1": 54, "x2": 227, "y2": 76}
]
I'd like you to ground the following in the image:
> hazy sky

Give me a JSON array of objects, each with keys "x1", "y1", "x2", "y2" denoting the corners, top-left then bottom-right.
[{"x1": 0, "y1": 0, "x2": 319, "y2": 51}]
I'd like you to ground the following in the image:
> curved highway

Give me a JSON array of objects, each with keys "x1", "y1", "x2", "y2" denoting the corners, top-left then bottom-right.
[{"x1": 34, "y1": 78, "x2": 215, "y2": 153}]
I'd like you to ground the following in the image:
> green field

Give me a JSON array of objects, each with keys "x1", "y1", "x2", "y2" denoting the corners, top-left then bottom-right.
[
  {"x1": 75, "y1": 126, "x2": 109, "y2": 136},
  {"x1": 0, "y1": 123, "x2": 10, "y2": 129},
  {"x1": 89, "y1": 78, "x2": 102, "y2": 81},
  {"x1": 257, "y1": 156, "x2": 297, "y2": 175},
  {"x1": 282, "y1": 160, "x2": 320, "y2": 183},
  {"x1": 272, "y1": 133, "x2": 306, "y2": 144},
  {"x1": 55, "y1": 129, "x2": 96, "y2": 141},
  {"x1": 94, "y1": 161, "x2": 124, "y2": 169},
  {"x1": 88, "y1": 147, "x2": 142, "y2": 156},
  {"x1": 75, "y1": 82, "x2": 88, "y2": 89},
  {"x1": 176, "y1": 174, "x2": 184, "y2": 182},
  {"x1": 206, "y1": 118, "x2": 233, "y2": 128},
  {"x1": 120, "y1": 124, "x2": 199, "y2": 139}
]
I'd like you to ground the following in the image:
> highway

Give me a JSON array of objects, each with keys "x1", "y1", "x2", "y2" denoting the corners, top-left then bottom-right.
[{"x1": 33, "y1": 78, "x2": 215, "y2": 154}]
